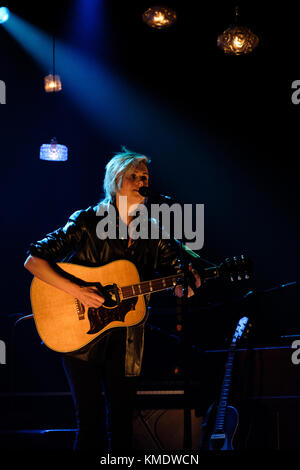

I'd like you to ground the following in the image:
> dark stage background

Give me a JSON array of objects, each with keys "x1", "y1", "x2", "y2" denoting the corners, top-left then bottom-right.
[{"x1": 0, "y1": 0, "x2": 298, "y2": 417}]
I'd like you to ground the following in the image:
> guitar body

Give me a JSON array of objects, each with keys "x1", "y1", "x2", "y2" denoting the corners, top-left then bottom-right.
[
  {"x1": 30, "y1": 260, "x2": 146, "y2": 353},
  {"x1": 200, "y1": 403, "x2": 239, "y2": 450}
]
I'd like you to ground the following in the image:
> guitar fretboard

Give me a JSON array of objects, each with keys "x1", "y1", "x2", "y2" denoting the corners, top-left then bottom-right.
[
  {"x1": 121, "y1": 266, "x2": 220, "y2": 299},
  {"x1": 121, "y1": 273, "x2": 184, "y2": 299}
]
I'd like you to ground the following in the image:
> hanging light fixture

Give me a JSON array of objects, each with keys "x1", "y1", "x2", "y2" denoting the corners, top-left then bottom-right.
[
  {"x1": 44, "y1": 74, "x2": 62, "y2": 93},
  {"x1": 40, "y1": 32, "x2": 68, "y2": 161},
  {"x1": 40, "y1": 137, "x2": 68, "y2": 161},
  {"x1": 142, "y1": 6, "x2": 177, "y2": 29},
  {"x1": 44, "y1": 34, "x2": 62, "y2": 92},
  {"x1": 217, "y1": 6, "x2": 259, "y2": 55}
]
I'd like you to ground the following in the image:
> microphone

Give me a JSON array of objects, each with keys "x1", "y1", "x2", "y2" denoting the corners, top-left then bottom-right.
[{"x1": 138, "y1": 186, "x2": 173, "y2": 201}]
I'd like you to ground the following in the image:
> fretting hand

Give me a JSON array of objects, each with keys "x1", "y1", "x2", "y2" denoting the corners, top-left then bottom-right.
[{"x1": 174, "y1": 263, "x2": 201, "y2": 298}]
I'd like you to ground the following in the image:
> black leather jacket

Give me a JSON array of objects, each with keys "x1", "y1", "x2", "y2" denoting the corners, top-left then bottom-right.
[{"x1": 27, "y1": 203, "x2": 181, "y2": 376}]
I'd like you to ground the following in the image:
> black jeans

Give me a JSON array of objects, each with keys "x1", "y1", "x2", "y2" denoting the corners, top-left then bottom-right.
[{"x1": 62, "y1": 329, "x2": 138, "y2": 451}]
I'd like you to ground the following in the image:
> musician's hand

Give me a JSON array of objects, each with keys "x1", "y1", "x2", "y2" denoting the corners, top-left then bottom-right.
[
  {"x1": 74, "y1": 285, "x2": 105, "y2": 308},
  {"x1": 174, "y1": 263, "x2": 201, "y2": 298}
]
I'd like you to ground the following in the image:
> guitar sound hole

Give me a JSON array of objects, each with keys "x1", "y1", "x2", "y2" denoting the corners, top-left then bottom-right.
[{"x1": 102, "y1": 284, "x2": 118, "y2": 308}]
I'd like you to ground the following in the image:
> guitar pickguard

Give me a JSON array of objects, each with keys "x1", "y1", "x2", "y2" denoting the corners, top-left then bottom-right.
[{"x1": 86, "y1": 297, "x2": 138, "y2": 334}]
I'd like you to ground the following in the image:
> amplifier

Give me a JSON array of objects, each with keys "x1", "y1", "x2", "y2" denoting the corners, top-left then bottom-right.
[{"x1": 133, "y1": 408, "x2": 203, "y2": 451}]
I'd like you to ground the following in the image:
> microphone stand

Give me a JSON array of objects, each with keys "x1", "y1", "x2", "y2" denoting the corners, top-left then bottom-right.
[
  {"x1": 179, "y1": 237, "x2": 192, "y2": 450},
  {"x1": 144, "y1": 189, "x2": 213, "y2": 451},
  {"x1": 177, "y1": 241, "x2": 209, "y2": 449}
]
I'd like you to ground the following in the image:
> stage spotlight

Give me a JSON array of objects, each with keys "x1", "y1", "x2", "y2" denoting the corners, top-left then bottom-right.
[{"x1": 0, "y1": 6, "x2": 10, "y2": 24}]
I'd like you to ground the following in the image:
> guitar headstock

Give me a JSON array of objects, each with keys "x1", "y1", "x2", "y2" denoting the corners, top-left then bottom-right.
[
  {"x1": 229, "y1": 316, "x2": 252, "y2": 347},
  {"x1": 219, "y1": 254, "x2": 253, "y2": 283}
]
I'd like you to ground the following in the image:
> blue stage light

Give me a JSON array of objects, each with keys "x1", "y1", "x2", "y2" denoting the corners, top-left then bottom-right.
[{"x1": 0, "y1": 7, "x2": 10, "y2": 24}]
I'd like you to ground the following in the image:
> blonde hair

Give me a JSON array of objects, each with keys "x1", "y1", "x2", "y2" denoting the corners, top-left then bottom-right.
[{"x1": 102, "y1": 146, "x2": 150, "y2": 204}]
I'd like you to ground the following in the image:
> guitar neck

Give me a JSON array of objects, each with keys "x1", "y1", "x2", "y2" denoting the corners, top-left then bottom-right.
[
  {"x1": 120, "y1": 265, "x2": 220, "y2": 300},
  {"x1": 212, "y1": 316, "x2": 249, "y2": 435},
  {"x1": 213, "y1": 346, "x2": 236, "y2": 434}
]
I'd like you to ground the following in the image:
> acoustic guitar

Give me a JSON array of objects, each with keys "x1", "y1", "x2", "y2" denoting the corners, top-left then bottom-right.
[{"x1": 30, "y1": 256, "x2": 251, "y2": 353}]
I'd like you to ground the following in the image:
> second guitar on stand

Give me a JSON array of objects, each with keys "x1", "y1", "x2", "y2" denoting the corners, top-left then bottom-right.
[{"x1": 198, "y1": 316, "x2": 251, "y2": 450}]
